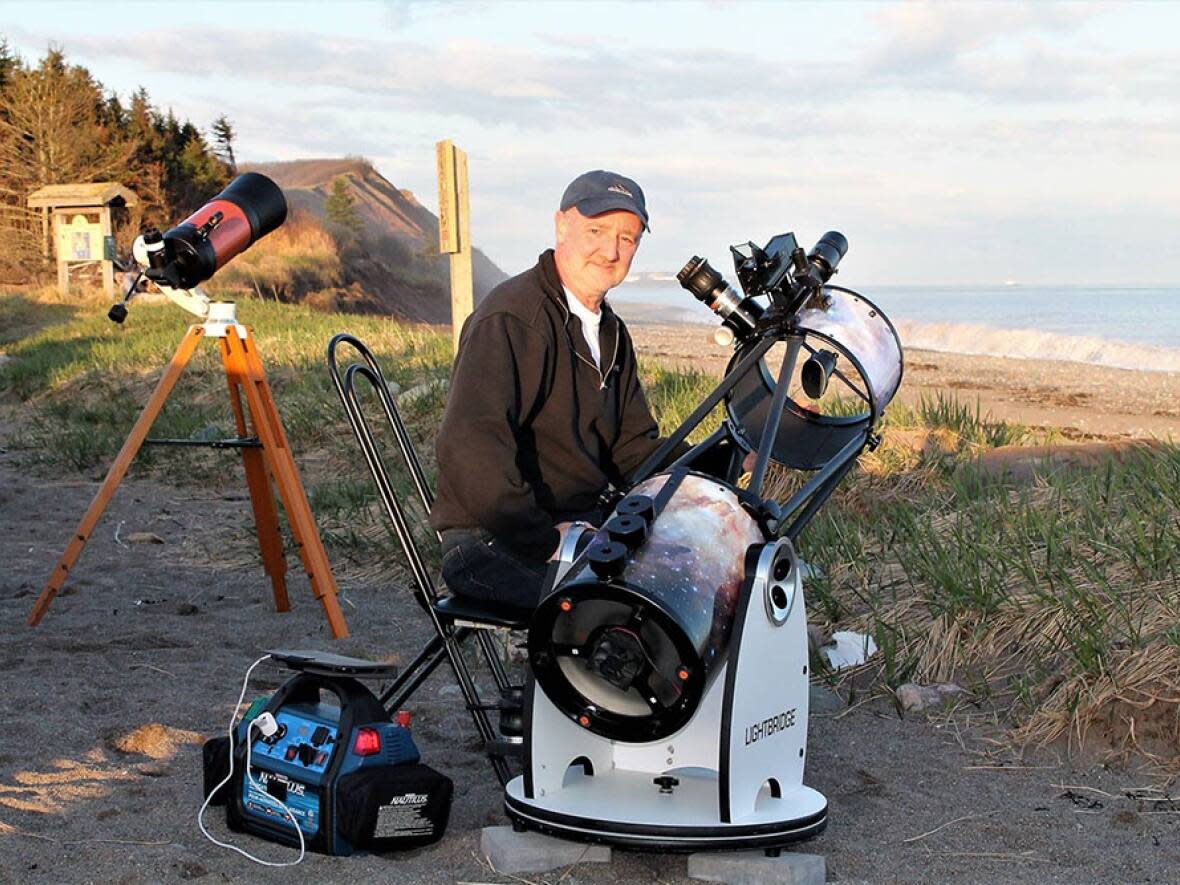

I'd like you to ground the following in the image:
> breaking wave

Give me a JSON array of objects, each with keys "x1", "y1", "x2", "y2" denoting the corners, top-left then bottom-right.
[{"x1": 894, "y1": 320, "x2": 1180, "y2": 373}]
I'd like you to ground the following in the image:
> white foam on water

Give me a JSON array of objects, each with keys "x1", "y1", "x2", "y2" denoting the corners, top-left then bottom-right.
[
  {"x1": 895, "y1": 320, "x2": 1180, "y2": 373},
  {"x1": 612, "y1": 286, "x2": 1180, "y2": 372}
]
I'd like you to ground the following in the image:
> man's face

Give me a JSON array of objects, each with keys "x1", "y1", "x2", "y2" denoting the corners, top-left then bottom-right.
[{"x1": 554, "y1": 207, "x2": 644, "y2": 308}]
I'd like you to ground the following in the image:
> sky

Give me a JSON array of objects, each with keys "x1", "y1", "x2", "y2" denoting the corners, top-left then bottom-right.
[{"x1": 4, "y1": 0, "x2": 1179, "y2": 285}]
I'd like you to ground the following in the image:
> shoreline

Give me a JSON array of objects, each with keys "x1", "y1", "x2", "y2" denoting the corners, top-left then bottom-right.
[{"x1": 620, "y1": 317, "x2": 1180, "y2": 441}]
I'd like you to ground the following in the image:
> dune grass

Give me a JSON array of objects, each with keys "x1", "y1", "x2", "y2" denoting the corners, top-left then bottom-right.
[
  {"x1": 2, "y1": 289, "x2": 1178, "y2": 770},
  {"x1": 206, "y1": 211, "x2": 343, "y2": 302},
  {"x1": 793, "y1": 399, "x2": 1180, "y2": 767}
]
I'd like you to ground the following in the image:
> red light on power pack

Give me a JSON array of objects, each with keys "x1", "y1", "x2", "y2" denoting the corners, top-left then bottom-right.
[
  {"x1": 353, "y1": 727, "x2": 382, "y2": 757},
  {"x1": 395, "y1": 710, "x2": 413, "y2": 728}
]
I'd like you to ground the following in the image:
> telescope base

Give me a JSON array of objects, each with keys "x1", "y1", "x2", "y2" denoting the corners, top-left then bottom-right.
[{"x1": 504, "y1": 771, "x2": 826, "y2": 852}]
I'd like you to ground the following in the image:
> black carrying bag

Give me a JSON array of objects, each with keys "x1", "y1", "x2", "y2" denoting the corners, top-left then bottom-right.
[
  {"x1": 335, "y1": 763, "x2": 454, "y2": 852},
  {"x1": 202, "y1": 736, "x2": 233, "y2": 806}
]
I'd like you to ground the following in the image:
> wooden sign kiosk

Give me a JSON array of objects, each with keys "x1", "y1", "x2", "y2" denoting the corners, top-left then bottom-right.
[{"x1": 27, "y1": 182, "x2": 139, "y2": 296}]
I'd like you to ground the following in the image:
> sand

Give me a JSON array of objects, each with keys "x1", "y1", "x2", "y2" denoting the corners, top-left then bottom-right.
[
  {"x1": 2, "y1": 323, "x2": 1179, "y2": 884},
  {"x1": 625, "y1": 320, "x2": 1180, "y2": 442}
]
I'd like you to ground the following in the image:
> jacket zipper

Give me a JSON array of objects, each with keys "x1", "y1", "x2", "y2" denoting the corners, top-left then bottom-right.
[{"x1": 559, "y1": 297, "x2": 620, "y2": 390}]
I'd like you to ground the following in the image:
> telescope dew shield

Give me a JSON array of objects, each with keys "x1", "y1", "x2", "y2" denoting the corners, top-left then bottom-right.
[
  {"x1": 160, "y1": 172, "x2": 288, "y2": 289},
  {"x1": 529, "y1": 473, "x2": 764, "y2": 743}
]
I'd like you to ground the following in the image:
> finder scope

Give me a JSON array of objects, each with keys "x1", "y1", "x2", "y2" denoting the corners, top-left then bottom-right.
[{"x1": 807, "y1": 231, "x2": 848, "y2": 279}]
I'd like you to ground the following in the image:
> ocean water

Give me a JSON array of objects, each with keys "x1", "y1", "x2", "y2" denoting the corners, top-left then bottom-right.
[{"x1": 609, "y1": 281, "x2": 1180, "y2": 373}]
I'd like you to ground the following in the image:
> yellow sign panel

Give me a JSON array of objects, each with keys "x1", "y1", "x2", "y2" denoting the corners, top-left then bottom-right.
[{"x1": 57, "y1": 213, "x2": 102, "y2": 262}]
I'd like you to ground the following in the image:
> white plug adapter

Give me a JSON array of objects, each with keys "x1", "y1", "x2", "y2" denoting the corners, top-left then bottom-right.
[{"x1": 252, "y1": 712, "x2": 279, "y2": 737}]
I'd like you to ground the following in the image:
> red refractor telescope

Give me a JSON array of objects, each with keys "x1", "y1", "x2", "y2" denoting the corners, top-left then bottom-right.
[{"x1": 144, "y1": 172, "x2": 288, "y2": 291}]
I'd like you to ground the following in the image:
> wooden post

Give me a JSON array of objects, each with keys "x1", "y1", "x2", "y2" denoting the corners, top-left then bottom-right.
[
  {"x1": 99, "y1": 206, "x2": 115, "y2": 296},
  {"x1": 53, "y1": 211, "x2": 68, "y2": 295},
  {"x1": 436, "y1": 139, "x2": 474, "y2": 353},
  {"x1": 437, "y1": 140, "x2": 459, "y2": 255}
]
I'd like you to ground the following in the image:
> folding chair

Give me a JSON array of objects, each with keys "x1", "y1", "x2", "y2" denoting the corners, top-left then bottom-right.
[{"x1": 326, "y1": 333, "x2": 531, "y2": 787}]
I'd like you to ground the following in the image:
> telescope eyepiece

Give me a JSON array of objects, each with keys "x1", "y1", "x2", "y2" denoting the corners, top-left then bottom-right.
[
  {"x1": 677, "y1": 256, "x2": 724, "y2": 302},
  {"x1": 678, "y1": 256, "x2": 763, "y2": 339}
]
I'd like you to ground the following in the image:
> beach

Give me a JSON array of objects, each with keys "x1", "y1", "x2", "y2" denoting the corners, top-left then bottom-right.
[
  {"x1": 2, "y1": 316, "x2": 1179, "y2": 884},
  {"x1": 624, "y1": 318, "x2": 1180, "y2": 441},
  {"x1": 2, "y1": 441, "x2": 1178, "y2": 884}
]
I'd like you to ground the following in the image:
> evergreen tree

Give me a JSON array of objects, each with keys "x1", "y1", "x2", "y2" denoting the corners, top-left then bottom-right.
[
  {"x1": 324, "y1": 175, "x2": 362, "y2": 234},
  {"x1": 210, "y1": 115, "x2": 236, "y2": 173},
  {"x1": 0, "y1": 39, "x2": 16, "y2": 91},
  {"x1": 0, "y1": 47, "x2": 136, "y2": 276},
  {"x1": 0, "y1": 46, "x2": 232, "y2": 280},
  {"x1": 120, "y1": 87, "x2": 168, "y2": 222}
]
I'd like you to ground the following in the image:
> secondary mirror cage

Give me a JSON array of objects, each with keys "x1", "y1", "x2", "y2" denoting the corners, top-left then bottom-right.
[{"x1": 633, "y1": 284, "x2": 903, "y2": 541}]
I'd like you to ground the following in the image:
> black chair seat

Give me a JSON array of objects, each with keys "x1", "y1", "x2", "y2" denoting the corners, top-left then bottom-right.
[{"x1": 433, "y1": 594, "x2": 532, "y2": 629}]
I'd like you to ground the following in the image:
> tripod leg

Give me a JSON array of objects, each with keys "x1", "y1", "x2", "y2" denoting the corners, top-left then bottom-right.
[
  {"x1": 223, "y1": 345, "x2": 290, "y2": 612},
  {"x1": 28, "y1": 326, "x2": 206, "y2": 627},
  {"x1": 224, "y1": 327, "x2": 349, "y2": 639}
]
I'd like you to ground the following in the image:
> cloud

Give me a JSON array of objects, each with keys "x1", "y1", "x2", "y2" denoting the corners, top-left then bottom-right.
[
  {"x1": 15, "y1": 24, "x2": 869, "y2": 137},
  {"x1": 8, "y1": 6, "x2": 1180, "y2": 281},
  {"x1": 865, "y1": 2, "x2": 1094, "y2": 74},
  {"x1": 856, "y1": 2, "x2": 1166, "y2": 105}
]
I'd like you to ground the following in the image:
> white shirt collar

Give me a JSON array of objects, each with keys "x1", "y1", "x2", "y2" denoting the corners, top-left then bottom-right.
[{"x1": 563, "y1": 286, "x2": 603, "y2": 368}]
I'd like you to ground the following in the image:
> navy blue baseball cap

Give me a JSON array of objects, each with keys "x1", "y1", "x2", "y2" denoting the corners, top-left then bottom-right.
[{"x1": 560, "y1": 170, "x2": 650, "y2": 231}]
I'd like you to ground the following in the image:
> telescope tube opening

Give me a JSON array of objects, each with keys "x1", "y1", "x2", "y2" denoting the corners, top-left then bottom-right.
[{"x1": 529, "y1": 473, "x2": 764, "y2": 743}]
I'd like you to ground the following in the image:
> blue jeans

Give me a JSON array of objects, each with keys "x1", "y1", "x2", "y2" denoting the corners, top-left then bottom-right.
[{"x1": 440, "y1": 528, "x2": 550, "y2": 610}]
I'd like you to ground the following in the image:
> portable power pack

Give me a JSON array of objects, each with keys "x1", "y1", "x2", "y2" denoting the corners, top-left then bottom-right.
[{"x1": 203, "y1": 650, "x2": 453, "y2": 856}]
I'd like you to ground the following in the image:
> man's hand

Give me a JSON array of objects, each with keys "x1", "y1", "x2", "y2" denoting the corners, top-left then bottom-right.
[{"x1": 742, "y1": 449, "x2": 759, "y2": 474}]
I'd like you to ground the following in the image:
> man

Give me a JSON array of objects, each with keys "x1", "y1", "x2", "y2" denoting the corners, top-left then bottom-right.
[{"x1": 429, "y1": 170, "x2": 684, "y2": 609}]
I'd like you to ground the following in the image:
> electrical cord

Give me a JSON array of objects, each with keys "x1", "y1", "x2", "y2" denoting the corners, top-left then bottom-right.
[{"x1": 197, "y1": 654, "x2": 307, "y2": 867}]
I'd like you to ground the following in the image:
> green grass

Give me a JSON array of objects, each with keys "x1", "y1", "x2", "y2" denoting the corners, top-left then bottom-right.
[
  {"x1": 642, "y1": 361, "x2": 726, "y2": 443},
  {"x1": 799, "y1": 441, "x2": 1180, "y2": 757},
  {"x1": 0, "y1": 292, "x2": 453, "y2": 581},
  {"x1": 914, "y1": 390, "x2": 1036, "y2": 447},
  {"x1": 4, "y1": 290, "x2": 1179, "y2": 768},
  {"x1": 0, "y1": 291, "x2": 84, "y2": 345}
]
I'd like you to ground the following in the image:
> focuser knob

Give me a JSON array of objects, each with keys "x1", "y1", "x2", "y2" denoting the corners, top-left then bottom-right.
[
  {"x1": 588, "y1": 541, "x2": 628, "y2": 580},
  {"x1": 616, "y1": 494, "x2": 655, "y2": 522},
  {"x1": 605, "y1": 514, "x2": 647, "y2": 551}
]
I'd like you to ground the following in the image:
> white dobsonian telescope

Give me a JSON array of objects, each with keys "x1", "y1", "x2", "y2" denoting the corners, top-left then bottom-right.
[{"x1": 506, "y1": 230, "x2": 904, "y2": 851}]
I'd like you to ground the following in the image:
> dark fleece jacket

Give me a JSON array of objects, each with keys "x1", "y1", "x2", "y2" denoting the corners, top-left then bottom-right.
[{"x1": 429, "y1": 249, "x2": 679, "y2": 560}]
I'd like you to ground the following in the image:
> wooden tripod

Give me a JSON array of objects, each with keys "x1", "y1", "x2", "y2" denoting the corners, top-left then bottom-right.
[{"x1": 27, "y1": 312, "x2": 350, "y2": 639}]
